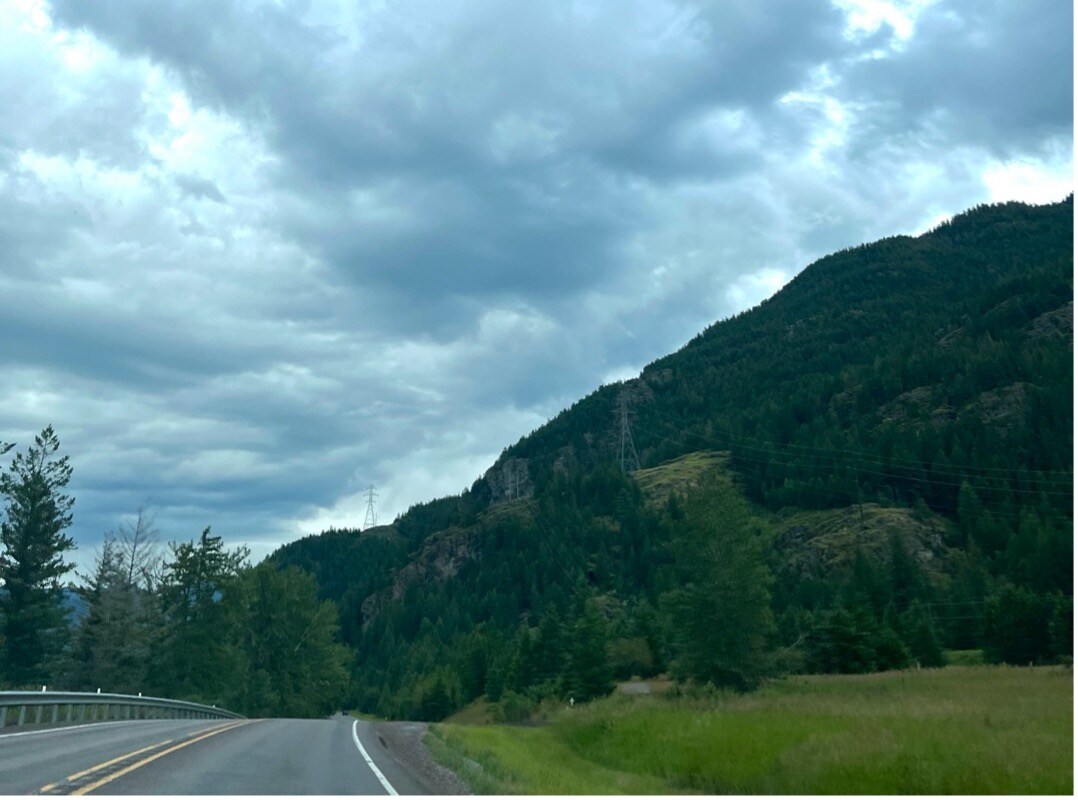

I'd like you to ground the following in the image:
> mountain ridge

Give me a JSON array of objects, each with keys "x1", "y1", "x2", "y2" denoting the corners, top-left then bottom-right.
[{"x1": 272, "y1": 195, "x2": 1073, "y2": 719}]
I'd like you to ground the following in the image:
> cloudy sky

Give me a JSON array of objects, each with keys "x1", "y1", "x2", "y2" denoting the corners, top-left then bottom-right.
[{"x1": 0, "y1": 0, "x2": 1071, "y2": 569}]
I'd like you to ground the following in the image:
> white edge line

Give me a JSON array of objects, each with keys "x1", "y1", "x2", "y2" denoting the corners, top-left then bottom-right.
[{"x1": 351, "y1": 719, "x2": 398, "y2": 796}]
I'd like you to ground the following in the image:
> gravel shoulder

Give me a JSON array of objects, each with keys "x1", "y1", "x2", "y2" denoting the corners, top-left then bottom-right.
[{"x1": 369, "y1": 720, "x2": 471, "y2": 795}]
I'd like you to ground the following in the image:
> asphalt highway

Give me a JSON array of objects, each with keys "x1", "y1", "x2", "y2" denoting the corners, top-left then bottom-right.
[{"x1": 0, "y1": 716, "x2": 429, "y2": 794}]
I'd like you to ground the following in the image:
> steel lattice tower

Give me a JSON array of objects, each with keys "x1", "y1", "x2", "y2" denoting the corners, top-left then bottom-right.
[
  {"x1": 616, "y1": 395, "x2": 641, "y2": 474},
  {"x1": 362, "y1": 484, "x2": 379, "y2": 529}
]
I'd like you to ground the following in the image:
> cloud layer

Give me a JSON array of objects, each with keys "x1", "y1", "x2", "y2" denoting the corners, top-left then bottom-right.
[{"x1": 0, "y1": 0, "x2": 1071, "y2": 568}]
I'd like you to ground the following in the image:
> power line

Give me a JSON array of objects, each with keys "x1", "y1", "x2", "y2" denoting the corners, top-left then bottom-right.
[
  {"x1": 630, "y1": 418, "x2": 1067, "y2": 523},
  {"x1": 639, "y1": 413, "x2": 1073, "y2": 498},
  {"x1": 642, "y1": 405, "x2": 1074, "y2": 485}
]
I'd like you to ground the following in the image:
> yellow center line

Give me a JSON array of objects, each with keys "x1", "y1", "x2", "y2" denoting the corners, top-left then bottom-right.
[
  {"x1": 64, "y1": 739, "x2": 173, "y2": 783},
  {"x1": 34, "y1": 720, "x2": 251, "y2": 797},
  {"x1": 71, "y1": 721, "x2": 251, "y2": 796}
]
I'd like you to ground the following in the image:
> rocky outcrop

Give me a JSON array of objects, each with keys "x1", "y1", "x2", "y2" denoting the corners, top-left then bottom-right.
[
  {"x1": 774, "y1": 503, "x2": 953, "y2": 581},
  {"x1": 484, "y1": 458, "x2": 532, "y2": 504},
  {"x1": 964, "y1": 381, "x2": 1033, "y2": 433},
  {"x1": 1026, "y1": 301, "x2": 1072, "y2": 340},
  {"x1": 361, "y1": 526, "x2": 480, "y2": 628},
  {"x1": 879, "y1": 385, "x2": 934, "y2": 423}
]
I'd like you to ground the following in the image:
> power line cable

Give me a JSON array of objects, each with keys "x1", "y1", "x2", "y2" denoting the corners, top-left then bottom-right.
[
  {"x1": 639, "y1": 414, "x2": 1072, "y2": 498},
  {"x1": 630, "y1": 420, "x2": 1069, "y2": 523},
  {"x1": 642, "y1": 405, "x2": 1074, "y2": 484}
]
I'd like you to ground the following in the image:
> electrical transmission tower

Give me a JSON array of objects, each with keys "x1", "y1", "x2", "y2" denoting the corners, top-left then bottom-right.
[
  {"x1": 615, "y1": 395, "x2": 641, "y2": 474},
  {"x1": 362, "y1": 484, "x2": 378, "y2": 529}
]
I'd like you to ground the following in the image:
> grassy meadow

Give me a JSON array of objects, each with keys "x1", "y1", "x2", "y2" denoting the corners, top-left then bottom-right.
[{"x1": 427, "y1": 665, "x2": 1073, "y2": 794}]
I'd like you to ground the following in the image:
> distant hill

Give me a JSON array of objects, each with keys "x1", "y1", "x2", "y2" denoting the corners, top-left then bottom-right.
[
  {"x1": 272, "y1": 196, "x2": 1073, "y2": 719},
  {"x1": 62, "y1": 587, "x2": 89, "y2": 624}
]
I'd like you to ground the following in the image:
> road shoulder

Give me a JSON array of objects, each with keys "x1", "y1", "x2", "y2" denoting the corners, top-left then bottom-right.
[{"x1": 355, "y1": 719, "x2": 470, "y2": 795}]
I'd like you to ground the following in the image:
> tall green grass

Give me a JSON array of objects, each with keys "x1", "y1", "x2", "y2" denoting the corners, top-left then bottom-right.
[{"x1": 429, "y1": 666, "x2": 1072, "y2": 794}]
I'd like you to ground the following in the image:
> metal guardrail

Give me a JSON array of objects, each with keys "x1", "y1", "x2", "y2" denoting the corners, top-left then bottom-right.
[{"x1": 0, "y1": 690, "x2": 243, "y2": 729}]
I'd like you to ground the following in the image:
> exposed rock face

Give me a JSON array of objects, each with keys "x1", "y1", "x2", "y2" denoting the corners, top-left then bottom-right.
[
  {"x1": 484, "y1": 457, "x2": 532, "y2": 504},
  {"x1": 645, "y1": 368, "x2": 674, "y2": 387},
  {"x1": 879, "y1": 386, "x2": 934, "y2": 424},
  {"x1": 361, "y1": 527, "x2": 479, "y2": 629},
  {"x1": 877, "y1": 385, "x2": 958, "y2": 430},
  {"x1": 773, "y1": 503, "x2": 952, "y2": 581},
  {"x1": 549, "y1": 445, "x2": 578, "y2": 477},
  {"x1": 965, "y1": 381, "x2": 1033, "y2": 433},
  {"x1": 1026, "y1": 301, "x2": 1072, "y2": 340}
]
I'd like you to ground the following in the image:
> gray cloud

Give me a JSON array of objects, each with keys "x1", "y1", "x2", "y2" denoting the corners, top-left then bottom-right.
[
  {"x1": 175, "y1": 174, "x2": 226, "y2": 203},
  {"x1": 47, "y1": 0, "x2": 851, "y2": 319},
  {"x1": 0, "y1": 0, "x2": 1067, "y2": 570},
  {"x1": 842, "y1": 0, "x2": 1072, "y2": 157}
]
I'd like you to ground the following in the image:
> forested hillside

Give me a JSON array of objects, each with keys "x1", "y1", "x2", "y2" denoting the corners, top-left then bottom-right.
[
  {"x1": 6, "y1": 198, "x2": 1066, "y2": 722},
  {"x1": 270, "y1": 196, "x2": 1073, "y2": 720}
]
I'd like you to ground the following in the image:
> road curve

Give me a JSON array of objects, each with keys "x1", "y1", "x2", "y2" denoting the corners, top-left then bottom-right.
[{"x1": 0, "y1": 716, "x2": 434, "y2": 794}]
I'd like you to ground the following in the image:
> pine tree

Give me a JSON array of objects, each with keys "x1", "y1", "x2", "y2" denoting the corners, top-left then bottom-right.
[
  {"x1": 565, "y1": 599, "x2": 612, "y2": 701},
  {"x1": 65, "y1": 517, "x2": 166, "y2": 695},
  {"x1": 902, "y1": 600, "x2": 944, "y2": 668},
  {"x1": 661, "y1": 476, "x2": 775, "y2": 689},
  {"x1": 232, "y1": 564, "x2": 350, "y2": 717},
  {"x1": 153, "y1": 527, "x2": 247, "y2": 703},
  {"x1": 0, "y1": 426, "x2": 76, "y2": 686}
]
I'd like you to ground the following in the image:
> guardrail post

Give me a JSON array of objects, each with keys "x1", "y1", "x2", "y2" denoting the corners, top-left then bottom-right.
[
  {"x1": 34, "y1": 705, "x2": 43, "y2": 724},
  {"x1": 66, "y1": 704, "x2": 73, "y2": 723},
  {"x1": 51, "y1": 704, "x2": 59, "y2": 724},
  {"x1": 18, "y1": 705, "x2": 26, "y2": 726}
]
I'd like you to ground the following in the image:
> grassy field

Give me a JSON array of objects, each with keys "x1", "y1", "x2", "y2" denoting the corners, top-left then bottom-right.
[{"x1": 427, "y1": 666, "x2": 1073, "y2": 794}]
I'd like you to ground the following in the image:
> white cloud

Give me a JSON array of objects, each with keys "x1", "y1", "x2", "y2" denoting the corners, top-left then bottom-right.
[{"x1": 982, "y1": 156, "x2": 1073, "y2": 205}]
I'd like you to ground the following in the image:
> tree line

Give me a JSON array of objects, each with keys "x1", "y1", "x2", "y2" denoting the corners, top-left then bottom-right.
[{"x1": 0, "y1": 427, "x2": 348, "y2": 718}]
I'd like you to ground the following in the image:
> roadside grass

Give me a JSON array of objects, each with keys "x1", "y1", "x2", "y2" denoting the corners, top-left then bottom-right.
[
  {"x1": 426, "y1": 721, "x2": 670, "y2": 794},
  {"x1": 442, "y1": 699, "x2": 496, "y2": 726},
  {"x1": 430, "y1": 665, "x2": 1072, "y2": 794},
  {"x1": 944, "y1": 648, "x2": 984, "y2": 666}
]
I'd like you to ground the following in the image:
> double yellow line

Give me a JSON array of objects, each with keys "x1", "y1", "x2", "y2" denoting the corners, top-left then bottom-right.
[{"x1": 40, "y1": 720, "x2": 251, "y2": 796}]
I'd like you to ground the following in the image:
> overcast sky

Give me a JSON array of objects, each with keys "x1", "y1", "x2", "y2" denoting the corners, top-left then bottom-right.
[{"x1": 0, "y1": 0, "x2": 1072, "y2": 570}]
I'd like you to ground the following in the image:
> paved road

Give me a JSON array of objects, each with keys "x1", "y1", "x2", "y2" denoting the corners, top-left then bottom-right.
[{"x1": 0, "y1": 716, "x2": 432, "y2": 794}]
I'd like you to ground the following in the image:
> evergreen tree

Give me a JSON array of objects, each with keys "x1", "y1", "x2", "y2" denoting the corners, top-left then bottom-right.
[
  {"x1": 0, "y1": 427, "x2": 76, "y2": 686},
  {"x1": 231, "y1": 564, "x2": 350, "y2": 717},
  {"x1": 153, "y1": 528, "x2": 247, "y2": 703},
  {"x1": 984, "y1": 584, "x2": 1054, "y2": 665},
  {"x1": 66, "y1": 533, "x2": 162, "y2": 694},
  {"x1": 901, "y1": 600, "x2": 945, "y2": 668},
  {"x1": 565, "y1": 599, "x2": 612, "y2": 701},
  {"x1": 534, "y1": 611, "x2": 567, "y2": 685},
  {"x1": 660, "y1": 476, "x2": 775, "y2": 689},
  {"x1": 888, "y1": 532, "x2": 922, "y2": 613}
]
